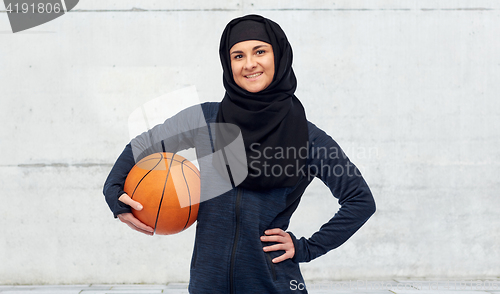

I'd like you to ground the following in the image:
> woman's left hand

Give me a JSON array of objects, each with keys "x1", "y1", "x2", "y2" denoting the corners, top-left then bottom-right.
[{"x1": 261, "y1": 228, "x2": 295, "y2": 263}]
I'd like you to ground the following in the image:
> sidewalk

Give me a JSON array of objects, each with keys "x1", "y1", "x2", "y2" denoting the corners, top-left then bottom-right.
[{"x1": 0, "y1": 280, "x2": 499, "y2": 293}]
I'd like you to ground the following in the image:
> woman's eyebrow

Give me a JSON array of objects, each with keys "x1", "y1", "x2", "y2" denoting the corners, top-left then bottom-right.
[
  {"x1": 252, "y1": 44, "x2": 269, "y2": 50},
  {"x1": 230, "y1": 44, "x2": 270, "y2": 55}
]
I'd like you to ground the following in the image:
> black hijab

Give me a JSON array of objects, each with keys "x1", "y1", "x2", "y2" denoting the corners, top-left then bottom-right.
[{"x1": 215, "y1": 14, "x2": 309, "y2": 190}]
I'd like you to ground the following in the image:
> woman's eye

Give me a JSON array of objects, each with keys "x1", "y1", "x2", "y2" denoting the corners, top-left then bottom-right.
[
  {"x1": 256, "y1": 50, "x2": 265, "y2": 55},
  {"x1": 234, "y1": 54, "x2": 243, "y2": 59}
]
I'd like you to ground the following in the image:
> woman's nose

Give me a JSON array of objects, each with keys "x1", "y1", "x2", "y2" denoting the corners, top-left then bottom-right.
[{"x1": 244, "y1": 56, "x2": 257, "y2": 70}]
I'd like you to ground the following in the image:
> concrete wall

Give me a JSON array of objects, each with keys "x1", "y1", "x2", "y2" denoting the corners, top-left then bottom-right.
[{"x1": 1, "y1": 0, "x2": 499, "y2": 284}]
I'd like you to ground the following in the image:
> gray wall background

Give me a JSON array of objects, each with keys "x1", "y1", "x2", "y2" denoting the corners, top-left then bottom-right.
[{"x1": 1, "y1": 0, "x2": 499, "y2": 284}]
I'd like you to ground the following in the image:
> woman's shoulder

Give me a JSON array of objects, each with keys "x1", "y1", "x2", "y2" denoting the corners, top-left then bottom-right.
[
  {"x1": 200, "y1": 101, "x2": 220, "y2": 122},
  {"x1": 306, "y1": 120, "x2": 339, "y2": 148},
  {"x1": 306, "y1": 120, "x2": 324, "y2": 139},
  {"x1": 174, "y1": 102, "x2": 220, "y2": 124}
]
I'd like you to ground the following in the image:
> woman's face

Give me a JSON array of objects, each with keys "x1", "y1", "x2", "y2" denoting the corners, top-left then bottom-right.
[{"x1": 230, "y1": 40, "x2": 275, "y2": 93}]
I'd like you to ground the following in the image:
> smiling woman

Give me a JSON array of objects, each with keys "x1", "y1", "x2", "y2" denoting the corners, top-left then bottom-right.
[
  {"x1": 104, "y1": 14, "x2": 376, "y2": 294},
  {"x1": 230, "y1": 40, "x2": 275, "y2": 93}
]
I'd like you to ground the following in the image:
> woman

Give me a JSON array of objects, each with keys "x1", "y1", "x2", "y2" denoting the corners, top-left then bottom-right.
[{"x1": 104, "y1": 14, "x2": 376, "y2": 293}]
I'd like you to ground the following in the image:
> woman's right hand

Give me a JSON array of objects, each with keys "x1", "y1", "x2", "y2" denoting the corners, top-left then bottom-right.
[{"x1": 117, "y1": 193, "x2": 154, "y2": 236}]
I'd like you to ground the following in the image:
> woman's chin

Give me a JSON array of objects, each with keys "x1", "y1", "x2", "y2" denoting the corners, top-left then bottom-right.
[{"x1": 242, "y1": 83, "x2": 269, "y2": 93}]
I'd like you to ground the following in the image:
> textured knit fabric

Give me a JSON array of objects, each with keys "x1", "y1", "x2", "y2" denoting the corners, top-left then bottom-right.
[
  {"x1": 103, "y1": 102, "x2": 376, "y2": 293},
  {"x1": 228, "y1": 19, "x2": 271, "y2": 49}
]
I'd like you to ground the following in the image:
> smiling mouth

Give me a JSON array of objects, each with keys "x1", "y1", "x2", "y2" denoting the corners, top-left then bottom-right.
[{"x1": 245, "y1": 72, "x2": 262, "y2": 79}]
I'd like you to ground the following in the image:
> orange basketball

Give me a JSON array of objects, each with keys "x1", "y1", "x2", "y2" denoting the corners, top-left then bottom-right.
[{"x1": 124, "y1": 152, "x2": 200, "y2": 235}]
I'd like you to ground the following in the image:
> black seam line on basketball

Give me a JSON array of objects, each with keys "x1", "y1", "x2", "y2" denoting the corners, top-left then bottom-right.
[
  {"x1": 143, "y1": 155, "x2": 198, "y2": 178},
  {"x1": 130, "y1": 153, "x2": 164, "y2": 200},
  {"x1": 170, "y1": 157, "x2": 200, "y2": 179},
  {"x1": 154, "y1": 152, "x2": 176, "y2": 234},
  {"x1": 131, "y1": 154, "x2": 164, "y2": 199},
  {"x1": 180, "y1": 159, "x2": 192, "y2": 231},
  {"x1": 140, "y1": 157, "x2": 165, "y2": 163}
]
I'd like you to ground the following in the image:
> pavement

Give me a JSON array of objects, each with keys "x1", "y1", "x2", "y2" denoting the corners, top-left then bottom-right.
[{"x1": 0, "y1": 280, "x2": 499, "y2": 294}]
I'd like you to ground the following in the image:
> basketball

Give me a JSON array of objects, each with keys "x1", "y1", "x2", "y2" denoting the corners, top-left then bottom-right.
[{"x1": 124, "y1": 152, "x2": 200, "y2": 235}]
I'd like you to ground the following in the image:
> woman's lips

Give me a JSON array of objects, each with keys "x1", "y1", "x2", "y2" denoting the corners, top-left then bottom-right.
[{"x1": 245, "y1": 72, "x2": 263, "y2": 79}]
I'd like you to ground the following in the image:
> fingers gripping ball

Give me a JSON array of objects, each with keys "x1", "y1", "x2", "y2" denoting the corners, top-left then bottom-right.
[{"x1": 124, "y1": 152, "x2": 200, "y2": 235}]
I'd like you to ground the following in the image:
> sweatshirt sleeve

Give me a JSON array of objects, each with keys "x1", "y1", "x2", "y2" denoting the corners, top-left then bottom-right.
[
  {"x1": 291, "y1": 123, "x2": 376, "y2": 263},
  {"x1": 103, "y1": 103, "x2": 210, "y2": 218},
  {"x1": 103, "y1": 143, "x2": 135, "y2": 218}
]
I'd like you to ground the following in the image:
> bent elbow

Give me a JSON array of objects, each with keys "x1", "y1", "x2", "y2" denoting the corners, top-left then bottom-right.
[{"x1": 366, "y1": 195, "x2": 376, "y2": 218}]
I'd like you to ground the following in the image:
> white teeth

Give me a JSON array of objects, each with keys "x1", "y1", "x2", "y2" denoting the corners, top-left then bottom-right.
[{"x1": 246, "y1": 73, "x2": 262, "y2": 78}]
